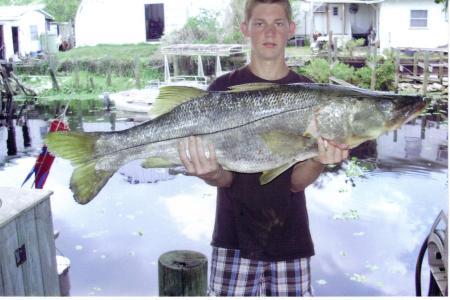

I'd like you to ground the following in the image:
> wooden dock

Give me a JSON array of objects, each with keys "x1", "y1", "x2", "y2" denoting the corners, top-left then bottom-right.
[{"x1": 0, "y1": 187, "x2": 60, "y2": 296}]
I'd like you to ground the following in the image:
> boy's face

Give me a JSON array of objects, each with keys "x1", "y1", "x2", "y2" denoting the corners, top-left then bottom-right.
[{"x1": 241, "y1": 3, "x2": 295, "y2": 62}]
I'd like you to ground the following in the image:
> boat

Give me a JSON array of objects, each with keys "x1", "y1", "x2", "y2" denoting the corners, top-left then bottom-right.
[{"x1": 108, "y1": 44, "x2": 248, "y2": 114}]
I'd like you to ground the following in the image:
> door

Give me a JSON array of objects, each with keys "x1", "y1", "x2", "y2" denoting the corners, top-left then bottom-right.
[
  {"x1": 11, "y1": 27, "x2": 19, "y2": 54},
  {"x1": 145, "y1": 4, "x2": 165, "y2": 41},
  {"x1": 329, "y1": 5, "x2": 344, "y2": 34}
]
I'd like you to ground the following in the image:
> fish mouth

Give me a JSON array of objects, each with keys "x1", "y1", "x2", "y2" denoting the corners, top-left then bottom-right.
[{"x1": 386, "y1": 99, "x2": 428, "y2": 130}]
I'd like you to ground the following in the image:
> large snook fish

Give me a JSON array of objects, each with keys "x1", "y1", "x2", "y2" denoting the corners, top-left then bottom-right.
[{"x1": 45, "y1": 83, "x2": 427, "y2": 204}]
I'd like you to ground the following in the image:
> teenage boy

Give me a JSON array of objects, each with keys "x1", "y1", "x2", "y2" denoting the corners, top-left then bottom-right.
[{"x1": 178, "y1": 0, "x2": 348, "y2": 296}]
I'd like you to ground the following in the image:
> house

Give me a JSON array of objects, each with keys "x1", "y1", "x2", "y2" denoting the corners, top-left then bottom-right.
[
  {"x1": 74, "y1": 0, "x2": 229, "y2": 47},
  {"x1": 0, "y1": 4, "x2": 55, "y2": 60},
  {"x1": 299, "y1": 0, "x2": 448, "y2": 50}
]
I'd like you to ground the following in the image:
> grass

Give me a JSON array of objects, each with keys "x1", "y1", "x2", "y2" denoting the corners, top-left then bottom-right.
[
  {"x1": 56, "y1": 43, "x2": 161, "y2": 62},
  {"x1": 14, "y1": 44, "x2": 164, "y2": 102},
  {"x1": 286, "y1": 46, "x2": 312, "y2": 57}
]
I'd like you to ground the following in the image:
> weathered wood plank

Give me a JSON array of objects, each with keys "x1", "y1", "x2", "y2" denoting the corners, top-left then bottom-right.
[
  {"x1": 16, "y1": 209, "x2": 44, "y2": 296},
  {"x1": 0, "y1": 187, "x2": 53, "y2": 228},
  {"x1": 0, "y1": 266, "x2": 4, "y2": 295},
  {"x1": 34, "y1": 200, "x2": 60, "y2": 296},
  {"x1": 0, "y1": 221, "x2": 25, "y2": 296}
]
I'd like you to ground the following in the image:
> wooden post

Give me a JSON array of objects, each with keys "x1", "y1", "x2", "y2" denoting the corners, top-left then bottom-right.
[
  {"x1": 73, "y1": 60, "x2": 80, "y2": 89},
  {"x1": 106, "y1": 57, "x2": 112, "y2": 87},
  {"x1": 49, "y1": 69, "x2": 60, "y2": 92},
  {"x1": 22, "y1": 121, "x2": 31, "y2": 148},
  {"x1": 394, "y1": 49, "x2": 400, "y2": 93},
  {"x1": 173, "y1": 56, "x2": 179, "y2": 77},
  {"x1": 6, "y1": 119, "x2": 17, "y2": 156},
  {"x1": 333, "y1": 37, "x2": 338, "y2": 61},
  {"x1": 158, "y1": 250, "x2": 207, "y2": 296},
  {"x1": 89, "y1": 77, "x2": 95, "y2": 90},
  {"x1": 369, "y1": 46, "x2": 377, "y2": 90},
  {"x1": 422, "y1": 51, "x2": 430, "y2": 96},
  {"x1": 413, "y1": 52, "x2": 418, "y2": 78},
  {"x1": 438, "y1": 52, "x2": 444, "y2": 84},
  {"x1": 328, "y1": 31, "x2": 333, "y2": 64},
  {"x1": 134, "y1": 56, "x2": 141, "y2": 89}
]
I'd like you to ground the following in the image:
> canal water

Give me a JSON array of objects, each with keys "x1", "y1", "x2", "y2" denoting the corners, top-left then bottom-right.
[{"x1": 0, "y1": 103, "x2": 447, "y2": 296}]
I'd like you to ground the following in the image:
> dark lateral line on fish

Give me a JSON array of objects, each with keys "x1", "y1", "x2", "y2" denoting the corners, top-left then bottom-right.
[{"x1": 93, "y1": 106, "x2": 314, "y2": 159}]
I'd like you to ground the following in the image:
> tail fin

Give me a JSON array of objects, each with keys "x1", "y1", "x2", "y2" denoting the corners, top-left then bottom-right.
[{"x1": 45, "y1": 132, "x2": 114, "y2": 204}]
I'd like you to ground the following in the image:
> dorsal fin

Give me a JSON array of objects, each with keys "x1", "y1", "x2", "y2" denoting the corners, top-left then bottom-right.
[
  {"x1": 149, "y1": 85, "x2": 207, "y2": 117},
  {"x1": 227, "y1": 82, "x2": 279, "y2": 93}
]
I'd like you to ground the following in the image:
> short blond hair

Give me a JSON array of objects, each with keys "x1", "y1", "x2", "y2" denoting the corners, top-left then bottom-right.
[{"x1": 244, "y1": 0, "x2": 293, "y2": 22}]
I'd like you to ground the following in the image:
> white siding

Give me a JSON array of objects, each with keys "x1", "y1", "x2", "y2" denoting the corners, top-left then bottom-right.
[
  {"x1": 75, "y1": 0, "x2": 229, "y2": 47},
  {"x1": 18, "y1": 10, "x2": 47, "y2": 56},
  {"x1": 0, "y1": 10, "x2": 48, "y2": 59},
  {"x1": 1, "y1": 23, "x2": 15, "y2": 59},
  {"x1": 379, "y1": 0, "x2": 448, "y2": 50}
]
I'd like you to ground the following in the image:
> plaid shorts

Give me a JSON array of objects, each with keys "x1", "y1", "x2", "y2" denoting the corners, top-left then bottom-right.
[{"x1": 209, "y1": 247, "x2": 313, "y2": 296}]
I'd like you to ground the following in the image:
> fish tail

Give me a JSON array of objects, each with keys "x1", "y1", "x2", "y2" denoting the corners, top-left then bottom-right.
[{"x1": 45, "y1": 131, "x2": 114, "y2": 204}]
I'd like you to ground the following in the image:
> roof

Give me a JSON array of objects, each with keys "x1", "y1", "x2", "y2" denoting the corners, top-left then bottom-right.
[
  {"x1": 0, "y1": 4, "x2": 54, "y2": 22},
  {"x1": 161, "y1": 44, "x2": 249, "y2": 57}
]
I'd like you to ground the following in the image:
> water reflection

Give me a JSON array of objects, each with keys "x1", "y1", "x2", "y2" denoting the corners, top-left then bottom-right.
[{"x1": 0, "y1": 104, "x2": 447, "y2": 296}]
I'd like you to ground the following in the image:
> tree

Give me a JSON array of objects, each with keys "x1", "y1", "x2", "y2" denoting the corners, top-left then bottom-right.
[
  {"x1": 44, "y1": 0, "x2": 80, "y2": 22},
  {"x1": 435, "y1": 0, "x2": 448, "y2": 12},
  {"x1": 0, "y1": 0, "x2": 81, "y2": 22}
]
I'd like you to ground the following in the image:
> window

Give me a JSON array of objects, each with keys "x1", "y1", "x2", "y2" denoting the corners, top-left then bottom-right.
[
  {"x1": 410, "y1": 10, "x2": 428, "y2": 28},
  {"x1": 30, "y1": 25, "x2": 38, "y2": 40},
  {"x1": 333, "y1": 6, "x2": 339, "y2": 16}
]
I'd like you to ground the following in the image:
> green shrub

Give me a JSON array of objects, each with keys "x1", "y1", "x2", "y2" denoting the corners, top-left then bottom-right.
[
  {"x1": 331, "y1": 62, "x2": 354, "y2": 83},
  {"x1": 353, "y1": 66, "x2": 372, "y2": 89},
  {"x1": 300, "y1": 58, "x2": 330, "y2": 83},
  {"x1": 376, "y1": 59, "x2": 395, "y2": 91},
  {"x1": 345, "y1": 38, "x2": 365, "y2": 57}
]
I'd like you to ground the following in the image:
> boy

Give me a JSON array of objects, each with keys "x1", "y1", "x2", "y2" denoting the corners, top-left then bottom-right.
[{"x1": 178, "y1": 0, "x2": 348, "y2": 296}]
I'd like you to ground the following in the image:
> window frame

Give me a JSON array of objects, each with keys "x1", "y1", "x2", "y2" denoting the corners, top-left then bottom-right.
[{"x1": 410, "y1": 9, "x2": 428, "y2": 29}]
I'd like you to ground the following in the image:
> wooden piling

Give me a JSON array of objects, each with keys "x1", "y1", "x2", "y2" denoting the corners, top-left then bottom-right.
[
  {"x1": 73, "y1": 60, "x2": 80, "y2": 89},
  {"x1": 394, "y1": 49, "x2": 400, "y2": 93},
  {"x1": 106, "y1": 57, "x2": 112, "y2": 87},
  {"x1": 134, "y1": 56, "x2": 141, "y2": 89},
  {"x1": 413, "y1": 52, "x2": 418, "y2": 78},
  {"x1": 49, "y1": 69, "x2": 59, "y2": 92},
  {"x1": 327, "y1": 31, "x2": 333, "y2": 64},
  {"x1": 369, "y1": 46, "x2": 377, "y2": 91},
  {"x1": 438, "y1": 52, "x2": 444, "y2": 84},
  {"x1": 422, "y1": 51, "x2": 430, "y2": 96},
  {"x1": 158, "y1": 250, "x2": 207, "y2": 296},
  {"x1": 333, "y1": 37, "x2": 338, "y2": 62}
]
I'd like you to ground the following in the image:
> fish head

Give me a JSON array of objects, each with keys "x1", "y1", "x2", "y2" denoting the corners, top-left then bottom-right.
[{"x1": 315, "y1": 93, "x2": 427, "y2": 148}]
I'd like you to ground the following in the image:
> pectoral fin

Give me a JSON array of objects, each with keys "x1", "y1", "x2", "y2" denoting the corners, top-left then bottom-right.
[
  {"x1": 261, "y1": 130, "x2": 312, "y2": 157},
  {"x1": 141, "y1": 157, "x2": 175, "y2": 168},
  {"x1": 260, "y1": 162, "x2": 296, "y2": 185}
]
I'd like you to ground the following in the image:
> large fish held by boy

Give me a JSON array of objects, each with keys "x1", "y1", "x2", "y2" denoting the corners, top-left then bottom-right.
[{"x1": 45, "y1": 83, "x2": 427, "y2": 204}]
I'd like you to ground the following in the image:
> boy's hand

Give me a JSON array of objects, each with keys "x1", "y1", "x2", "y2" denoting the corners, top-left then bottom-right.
[
  {"x1": 178, "y1": 136, "x2": 227, "y2": 183},
  {"x1": 313, "y1": 137, "x2": 349, "y2": 165}
]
